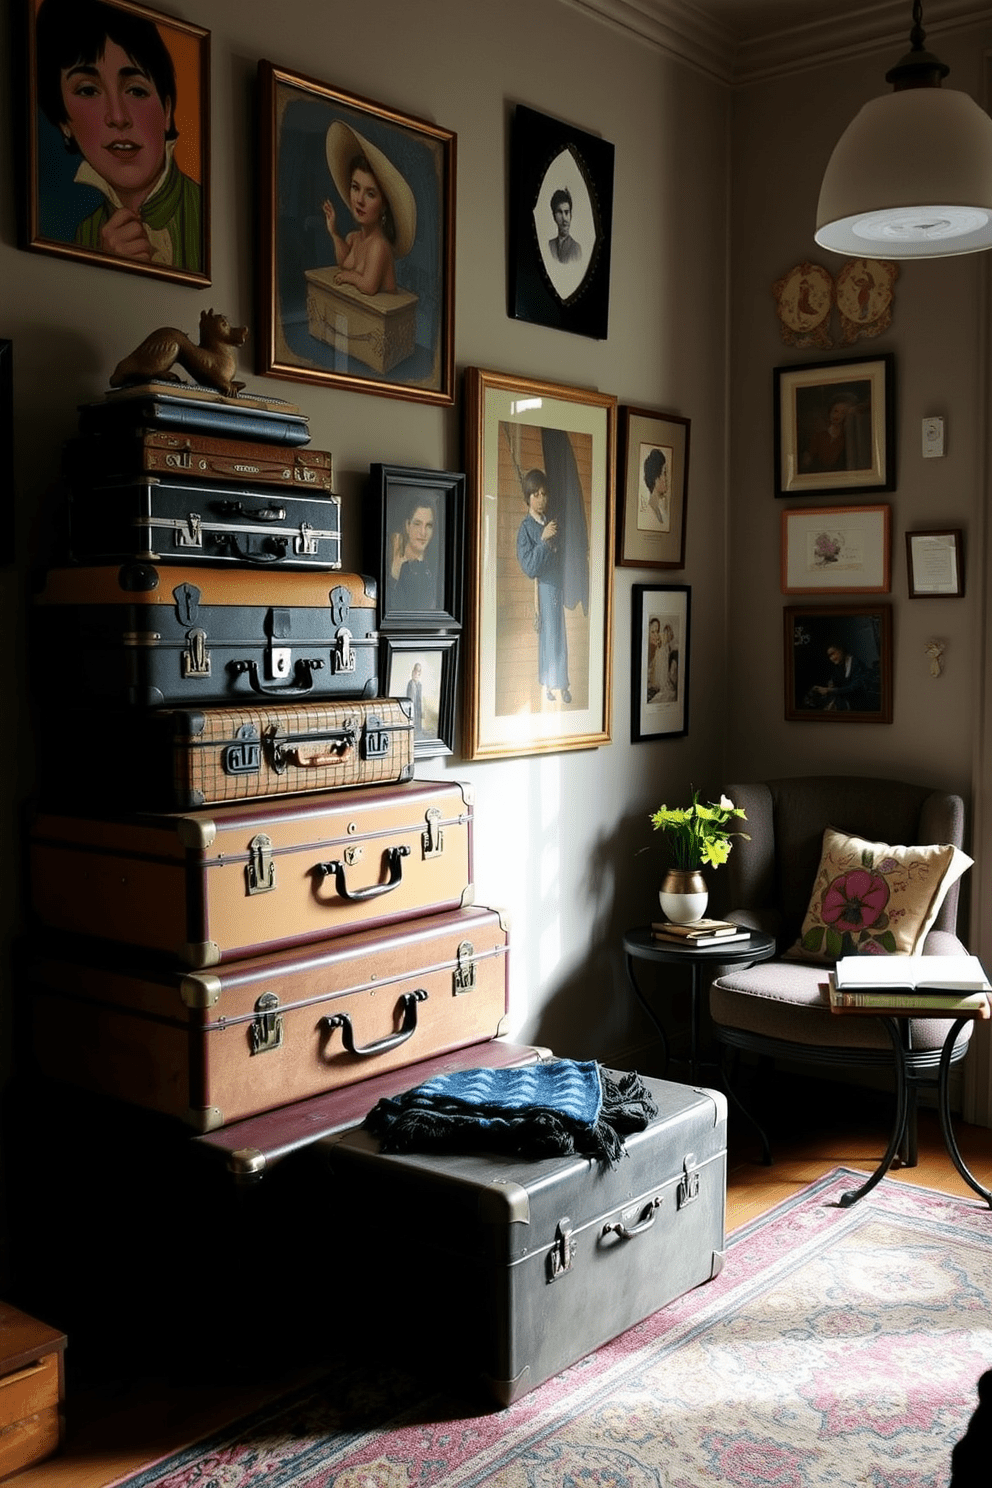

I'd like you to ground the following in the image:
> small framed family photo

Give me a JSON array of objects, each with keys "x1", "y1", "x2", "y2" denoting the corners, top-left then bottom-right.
[
  {"x1": 781, "y1": 504, "x2": 890, "y2": 594},
  {"x1": 257, "y1": 62, "x2": 455, "y2": 405},
  {"x1": 774, "y1": 353, "x2": 895, "y2": 498},
  {"x1": 463, "y1": 366, "x2": 616, "y2": 761},
  {"x1": 631, "y1": 584, "x2": 690, "y2": 743},
  {"x1": 617, "y1": 406, "x2": 690, "y2": 569},
  {"x1": 906, "y1": 529, "x2": 964, "y2": 598},
  {"x1": 382, "y1": 633, "x2": 458, "y2": 759},
  {"x1": 366, "y1": 464, "x2": 464, "y2": 631},
  {"x1": 784, "y1": 603, "x2": 893, "y2": 723},
  {"x1": 508, "y1": 104, "x2": 614, "y2": 341},
  {"x1": 24, "y1": 0, "x2": 210, "y2": 285}
]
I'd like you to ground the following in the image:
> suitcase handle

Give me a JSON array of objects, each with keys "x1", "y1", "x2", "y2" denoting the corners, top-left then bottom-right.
[
  {"x1": 230, "y1": 658, "x2": 325, "y2": 696},
  {"x1": 315, "y1": 844, "x2": 410, "y2": 901},
  {"x1": 323, "y1": 987, "x2": 428, "y2": 1057},
  {"x1": 268, "y1": 725, "x2": 358, "y2": 773},
  {"x1": 214, "y1": 500, "x2": 287, "y2": 521},
  {"x1": 215, "y1": 533, "x2": 289, "y2": 564},
  {"x1": 601, "y1": 1196, "x2": 662, "y2": 1241}
]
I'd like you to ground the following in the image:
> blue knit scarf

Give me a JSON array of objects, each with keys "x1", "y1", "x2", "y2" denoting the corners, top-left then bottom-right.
[{"x1": 363, "y1": 1059, "x2": 658, "y2": 1168}]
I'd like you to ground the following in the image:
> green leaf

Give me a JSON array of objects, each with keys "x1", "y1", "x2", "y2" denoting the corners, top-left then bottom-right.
[{"x1": 802, "y1": 926, "x2": 825, "y2": 952}]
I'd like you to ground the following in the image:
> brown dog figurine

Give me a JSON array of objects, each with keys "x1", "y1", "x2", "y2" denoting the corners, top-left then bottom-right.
[{"x1": 110, "y1": 309, "x2": 249, "y2": 398}]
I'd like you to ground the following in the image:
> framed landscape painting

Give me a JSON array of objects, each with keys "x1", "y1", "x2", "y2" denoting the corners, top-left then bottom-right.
[
  {"x1": 463, "y1": 366, "x2": 616, "y2": 761},
  {"x1": 258, "y1": 62, "x2": 455, "y2": 405},
  {"x1": 25, "y1": 0, "x2": 210, "y2": 286}
]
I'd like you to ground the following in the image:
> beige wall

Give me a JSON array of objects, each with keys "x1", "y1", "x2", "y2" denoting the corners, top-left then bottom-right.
[{"x1": 0, "y1": 0, "x2": 731, "y2": 1094}]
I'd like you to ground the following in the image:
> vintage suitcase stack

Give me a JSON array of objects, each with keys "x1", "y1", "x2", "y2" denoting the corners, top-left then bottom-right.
[{"x1": 25, "y1": 383, "x2": 519, "y2": 1134}]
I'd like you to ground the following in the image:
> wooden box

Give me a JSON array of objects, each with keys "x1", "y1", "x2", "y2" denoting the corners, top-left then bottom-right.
[
  {"x1": 0, "y1": 1303, "x2": 66, "y2": 1481},
  {"x1": 305, "y1": 267, "x2": 417, "y2": 374}
]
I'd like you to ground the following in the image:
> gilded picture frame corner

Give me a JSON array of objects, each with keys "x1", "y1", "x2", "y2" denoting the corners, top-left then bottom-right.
[{"x1": 463, "y1": 365, "x2": 617, "y2": 762}]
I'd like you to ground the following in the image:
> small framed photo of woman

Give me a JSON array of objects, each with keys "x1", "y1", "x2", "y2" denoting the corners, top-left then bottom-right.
[
  {"x1": 382, "y1": 634, "x2": 459, "y2": 759},
  {"x1": 617, "y1": 407, "x2": 690, "y2": 568},
  {"x1": 257, "y1": 62, "x2": 455, "y2": 405},
  {"x1": 631, "y1": 584, "x2": 690, "y2": 742},
  {"x1": 366, "y1": 464, "x2": 464, "y2": 631},
  {"x1": 25, "y1": 0, "x2": 210, "y2": 286}
]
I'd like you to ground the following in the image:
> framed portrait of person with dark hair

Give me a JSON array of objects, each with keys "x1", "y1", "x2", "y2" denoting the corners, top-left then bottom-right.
[
  {"x1": 366, "y1": 464, "x2": 465, "y2": 631},
  {"x1": 24, "y1": 0, "x2": 210, "y2": 286},
  {"x1": 508, "y1": 104, "x2": 614, "y2": 340},
  {"x1": 774, "y1": 354, "x2": 895, "y2": 499},
  {"x1": 784, "y1": 604, "x2": 893, "y2": 723}
]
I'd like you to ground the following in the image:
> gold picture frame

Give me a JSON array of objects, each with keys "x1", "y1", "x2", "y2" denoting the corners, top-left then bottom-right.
[
  {"x1": 774, "y1": 353, "x2": 895, "y2": 498},
  {"x1": 463, "y1": 367, "x2": 616, "y2": 760},
  {"x1": 257, "y1": 62, "x2": 455, "y2": 406}
]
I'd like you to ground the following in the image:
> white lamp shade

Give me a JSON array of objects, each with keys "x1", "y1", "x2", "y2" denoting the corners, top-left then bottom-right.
[{"x1": 815, "y1": 88, "x2": 992, "y2": 258}]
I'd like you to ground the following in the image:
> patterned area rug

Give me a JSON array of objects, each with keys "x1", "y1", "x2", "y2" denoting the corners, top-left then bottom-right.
[{"x1": 110, "y1": 1167, "x2": 992, "y2": 1487}]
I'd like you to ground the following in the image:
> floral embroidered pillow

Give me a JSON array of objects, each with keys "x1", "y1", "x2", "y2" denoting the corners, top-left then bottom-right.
[{"x1": 785, "y1": 826, "x2": 973, "y2": 963}]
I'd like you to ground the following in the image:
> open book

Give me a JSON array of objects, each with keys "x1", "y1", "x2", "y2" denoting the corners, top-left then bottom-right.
[{"x1": 834, "y1": 954, "x2": 991, "y2": 994}]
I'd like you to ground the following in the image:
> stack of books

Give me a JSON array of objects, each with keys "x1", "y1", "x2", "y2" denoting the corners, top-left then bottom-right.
[
  {"x1": 651, "y1": 918, "x2": 752, "y2": 948},
  {"x1": 827, "y1": 954, "x2": 992, "y2": 1016}
]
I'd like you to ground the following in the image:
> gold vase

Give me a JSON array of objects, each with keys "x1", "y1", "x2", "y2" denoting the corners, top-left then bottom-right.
[{"x1": 659, "y1": 869, "x2": 708, "y2": 924}]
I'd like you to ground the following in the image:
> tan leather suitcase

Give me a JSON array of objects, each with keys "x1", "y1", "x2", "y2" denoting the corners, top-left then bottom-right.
[
  {"x1": 28, "y1": 906, "x2": 509, "y2": 1132},
  {"x1": 41, "y1": 697, "x2": 415, "y2": 811},
  {"x1": 28, "y1": 781, "x2": 473, "y2": 968}
]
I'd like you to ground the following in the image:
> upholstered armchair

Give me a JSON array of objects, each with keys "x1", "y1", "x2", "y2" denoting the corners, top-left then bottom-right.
[{"x1": 708, "y1": 775, "x2": 972, "y2": 1172}]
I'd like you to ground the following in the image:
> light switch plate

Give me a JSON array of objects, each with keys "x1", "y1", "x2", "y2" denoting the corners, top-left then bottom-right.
[{"x1": 922, "y1": 416, "x2": 945, "y2": 458}]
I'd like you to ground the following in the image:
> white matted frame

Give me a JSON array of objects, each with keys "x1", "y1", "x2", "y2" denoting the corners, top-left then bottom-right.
[
  {"x1": 906, "y1": 529, "x2": 964, "y2": 597},
  {"x1": 774, "y1": 353, "x2": 895, "y2": 498},
  {"x1": 631, "y1": 584, "x2": 689, "y2": 742},
  {"x1": 782, "y1": 504, "x2": 890, "y2": 594},
  {"x1": 616, "y1": 406, "x2": 689, "y2": 569},
  {"x1": 463, "y1": 366, "x2": 616, "y2": 761}
]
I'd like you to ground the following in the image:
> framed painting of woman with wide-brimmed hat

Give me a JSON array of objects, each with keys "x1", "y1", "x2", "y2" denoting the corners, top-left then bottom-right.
[{"x1": 258, "y1": 62, "x2": 456, "y2": 406}]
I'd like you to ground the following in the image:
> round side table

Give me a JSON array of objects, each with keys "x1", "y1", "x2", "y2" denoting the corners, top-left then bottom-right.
[{"x1": 623, "y1": 926, "x2": 777, "y2": 1083}]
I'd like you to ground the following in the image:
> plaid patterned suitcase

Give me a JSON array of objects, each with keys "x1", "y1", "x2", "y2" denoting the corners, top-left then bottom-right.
[
  {"x1": 41, "y1": 698, "x2": 415, "y2": 811},
  {"x1": 32, "y1": 563, "x2": 377, "y2": 707},
  {"x1": 28, "y1": 905, "x2": 509, "y2": 1131}
]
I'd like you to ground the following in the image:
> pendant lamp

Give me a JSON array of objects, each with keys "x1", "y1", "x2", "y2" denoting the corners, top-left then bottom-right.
[{"x1": 815, "y1": 0, "x2": 992, "y2": 258}]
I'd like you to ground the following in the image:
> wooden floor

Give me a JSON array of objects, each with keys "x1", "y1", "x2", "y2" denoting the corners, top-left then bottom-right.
[{"x1": 10, "y1": 1086, "x2": 992, "y2": 1488}]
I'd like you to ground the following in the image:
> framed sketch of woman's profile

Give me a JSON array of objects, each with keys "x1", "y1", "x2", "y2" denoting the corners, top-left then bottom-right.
[
  {"x1": 617, "y1": 407, "x2": 690, "y2": 569},
  {"x1": 366, "y1": 464, "x2": 464, "y2": 631},
  {"x1": 258, "y1": 62, "x2": 455, "y2": 405},
  {"x1": 24, "y1": 0, "x2": 210, "y2": 286}
]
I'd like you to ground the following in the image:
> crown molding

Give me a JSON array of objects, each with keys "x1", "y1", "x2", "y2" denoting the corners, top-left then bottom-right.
[{"x1": 561, "y1": 1, "x2": 992, "y2": 85}]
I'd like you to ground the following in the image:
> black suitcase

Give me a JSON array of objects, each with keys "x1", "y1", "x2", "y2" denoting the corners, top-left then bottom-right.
[
  {"x1": 32, "y1": 563, "x2": 377, "y2": 707},
  {"x1": 78, "y1": 391, "x2": 311, "y2": 446},
  {"x1": 321, "y1": 1073, "x2": 727, "y2": 1406},
  {"x1": 64, "y1": 476, "x2": 341, "y2": 571}
]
